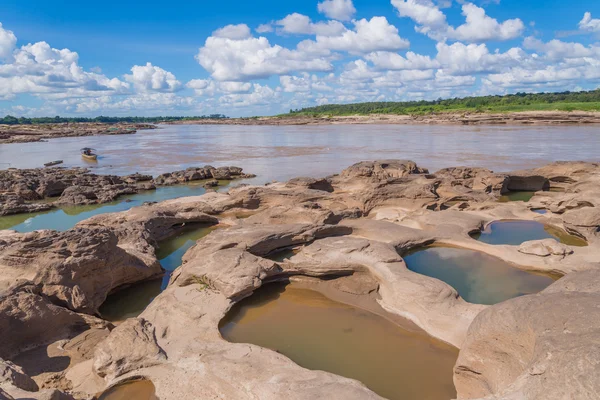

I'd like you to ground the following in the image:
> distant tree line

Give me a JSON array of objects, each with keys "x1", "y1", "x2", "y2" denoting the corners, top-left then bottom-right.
[
  {"x1": 287, "y1": 90, "x2": 600, "y2": 116},
  {"x1": 0, "y1": 114, "x2": 229, "y2": 125}
]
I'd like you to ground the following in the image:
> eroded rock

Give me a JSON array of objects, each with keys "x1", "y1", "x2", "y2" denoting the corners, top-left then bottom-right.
[{"x1": 93, "y1": 318, "x2": 166, "y2": 381}]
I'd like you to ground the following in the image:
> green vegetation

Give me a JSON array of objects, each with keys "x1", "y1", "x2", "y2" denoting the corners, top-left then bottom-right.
[
  {"x1": 285, "y1": 90, "x2": 600, "y2": 116},
  {"x1": 0, "y1": 114, "x2": 228, "y2": 125}
]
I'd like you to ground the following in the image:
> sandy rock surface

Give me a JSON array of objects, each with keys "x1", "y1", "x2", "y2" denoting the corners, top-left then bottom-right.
[{"x1": 0, "y1": 159, "x2": 598, "y2": 399}]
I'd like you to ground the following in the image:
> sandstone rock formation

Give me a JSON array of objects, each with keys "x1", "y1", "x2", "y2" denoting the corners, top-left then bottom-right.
[
  {"x1": 0, "y1": 159, "x2": 599, "y2": 400},
  {"x1": 0, "y1": 165, "x2": 254, "y2": 216}
]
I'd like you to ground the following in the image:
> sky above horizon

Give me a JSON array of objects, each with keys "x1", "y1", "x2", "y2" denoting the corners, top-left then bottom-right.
[{"x1": 0, "y1": 0, "x2": 599, "y2": 117}]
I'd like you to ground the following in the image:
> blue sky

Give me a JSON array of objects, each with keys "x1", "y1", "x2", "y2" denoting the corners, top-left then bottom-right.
[{"x1": 0, "y1": 0, "x2": 599, "y2": 117}]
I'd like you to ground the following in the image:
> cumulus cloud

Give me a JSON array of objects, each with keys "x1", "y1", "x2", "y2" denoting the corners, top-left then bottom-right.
[
  {"x1": 523, "y1": 37, "x2": 600, "y2": 61},
  {"x1": 450, "y1": 3, "x2": 524, "y2": 42},
  {"x1": 304, "y1": 17, "x2": 410, "y2": 54},
  {"x1": 212, "y1": 24, "x2": 252, "y2": 40},
  {"x1": 196, "y1": 35, "x2": 333, "y2": 81},
  {"x1": 219, "y1": 83, "x2": 280, "y2": 108},
  {"x1": 392, "y1": 0, "x2": 524, "y2": 42},
  {"x1": 125, "y1": 62, "x2": 182, "y2": 92},
  {"x1": 366, "y1": 51, "x2": 439, "y2": 70},
  {"x1": 0, "y1": 41, "x2": 129, "y2": 100},
  {"x1": 435, "y1": 42, "x2": 527, "y2": 75},
  {"x1": 276, "y1": 13, "x2": 346, "y2": 36},
  {"x1": 0, "y1": 23, "x2": 17, "y2": 61},
  {"x1": 579, "y1": 12, "x2": 600, "y2": 33},
  {"x1": 317, "y1": 0, "x2": 356, "y2": 21},
  {"x1": 280, "y1": 74, "x2": 333, "y2": 93}
]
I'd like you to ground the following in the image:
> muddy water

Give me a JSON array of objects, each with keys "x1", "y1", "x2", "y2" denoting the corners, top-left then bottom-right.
[
  {"x1": 98, "y1": 379, "x2": 157, "y2": 400},
  {"x1": 2, "y1": 124, "x2": 600, "y2": 232},
  {"x1": 99, "y1": 225, "x2": 215, "y2": 322},
  {"x1": 0, "y1": 180, "x2": 237, "y2": 232},
  {"x1": 497, "y1": 191, "x2": 536, "y2": 203},
  {"x1": 403, "y1": 247, "x2": 556, "y2": 305},
  {"x1": 220, "y1": 282, "x2": 458, "y2": 400},
  {"x1": 3, "y1": 124, "x2": 599, "y2": 177},
  {"x1": 474, "y1": 220, "x2": 588, "y2": 246}
]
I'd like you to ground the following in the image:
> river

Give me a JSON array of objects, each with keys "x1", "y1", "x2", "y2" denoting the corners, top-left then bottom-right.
[{"x1": 1, "y1": 123, "x2": 598, "y2": 232}]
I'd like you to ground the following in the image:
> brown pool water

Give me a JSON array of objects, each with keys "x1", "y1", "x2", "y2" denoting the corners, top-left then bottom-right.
[
  {"x1": 220, "y1": 282, "x2": 458, "y2": 400},
  {"x1": 98, "y1": 379, "x2": 157, "y2": 400},
  {"x1": 403, "y1": 246, "x2": 557, "y2": 305},
  {"x1": 99, "y1": 225, "x2": 216, "y2": 322},
  {"x1": 497, "y1": 191, "x2": 536, "y2": 203}
]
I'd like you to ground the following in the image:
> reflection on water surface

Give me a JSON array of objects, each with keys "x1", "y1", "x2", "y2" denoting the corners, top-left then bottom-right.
[{"x1": 220, "y1": 282, "x2": 458, "y2": 400}]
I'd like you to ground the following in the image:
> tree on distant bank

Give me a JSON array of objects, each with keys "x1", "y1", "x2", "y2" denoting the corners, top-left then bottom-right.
[{"x1": 0, "y1": 114, "x2": 229, "y2": 125}]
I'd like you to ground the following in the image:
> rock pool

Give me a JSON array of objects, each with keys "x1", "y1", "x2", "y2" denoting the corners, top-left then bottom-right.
[
  {"x1": 220, "y1": 282, "x2": 458, "y2": 400},
  {"x1": 403, "y1": 246, "x2": 556, "y2": 305},
  {"x1": 473, "y1": 220, "x2": 587, "y2": 246}
]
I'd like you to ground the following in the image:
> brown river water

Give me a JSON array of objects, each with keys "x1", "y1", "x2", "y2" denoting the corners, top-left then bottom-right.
[{"x1": 1, "y1": 124, "x2": 599, "y2": 181}]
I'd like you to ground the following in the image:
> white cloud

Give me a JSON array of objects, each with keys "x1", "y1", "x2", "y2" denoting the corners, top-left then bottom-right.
[
  {"x1": 484, "y1": 66, "x2": 583, "y2": 88},
  {"x1": 219, "y1": 83, "x2": 280, "y2": 108},
  {"x1": 280, "y1": 74, "x2": 333, "y2": 93},
  {"x1": 186, "y1": 79, "x2": 252, "y2": 96},
  {"x1": 523, "y1": 37, "x2": 600, "y2": 61},
  {"x1": 392, "y1": 0, "x2": 524, "y2": 42},
  {"x1": 305, "y1": 17, "x2": 410, "y2": 54},
  {"x1": 392, "y1": 0, "x2": 448, "y2": 30},
  {"x1": 256, "y1": 24, "x2": 274, "y2": 33},
  {"x1": 276, "y1": 13, "x2": 346, "y2": 36},
  {"x1": 0, "y1": 41, "x2": 129, "y2": 100},
  {"x1": 196, "y1": 35, "x2": 333, "y2": 81},
  {"x1": 317, "y1": 0, "x2": 357, "y2": 21},
  {"x1": 212, "y1": 24, "x2": 252, "y2": 40},
  {"x1": 579, "y1": 12, "x2": 600, "y2": 33},
  {"x1": 435, "y1": 42, "x2": 527, "y2": 75},
  {"x1": 450, "y1": 3, "x2": 524, "y2": 42},
  {"x1": 0, "y1": 23, "x2": 17, "y2": 61},
  {"x1": 125, "y1": 62, "x2": 182, "y2": 92},
  {"x1": 366, "y1": 51, "x2": 439, "y2": 70}
]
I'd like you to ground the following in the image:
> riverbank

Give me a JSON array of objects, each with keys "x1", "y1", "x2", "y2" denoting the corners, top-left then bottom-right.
[
  {"x1": 1, "y1": 159, "x2": 599, "y2": 400},
  {"x1": 0, "y1": 122, "x2": 156, "y2": 144},
  {"x1": 165, "y1": 110, "x2": 600, "y2": 126},
  {"x1": 0, "y1": 166, "x2": 255, "y2": 216}
]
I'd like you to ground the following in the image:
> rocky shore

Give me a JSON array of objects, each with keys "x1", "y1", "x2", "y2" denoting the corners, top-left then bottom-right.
[
  {"x1": 165, "y1": 110, "x2": 600, "y2": 126},
  {"x1": 0, "y1": 166, "x2": 256, "y2": 216},
  {"x1": 0, "y1": 160, "x2": 599, "y2": 399},
  {"x1": 0, "y1": 122, "x2": 156, "y2": 144}
]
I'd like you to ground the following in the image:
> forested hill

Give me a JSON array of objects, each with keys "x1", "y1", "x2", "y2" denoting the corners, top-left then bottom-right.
[
  {"x1": 286, "y1": 90, "x2": 600, "y2": 116},
  {"x1": 0, "y1": 114, "x2": 228, "y2": 125}
]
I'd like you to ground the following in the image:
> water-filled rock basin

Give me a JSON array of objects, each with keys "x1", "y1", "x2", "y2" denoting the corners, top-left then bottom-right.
[
  {"x1": 99, "y1": 224, "x2": 215, "y2": 321},
  {"x1": 403, "y1": 247, "x2": 556, "y2": 305},
  {"x1": 497, "y1": 191, "x2": 536, "y2": 203},
  {"x1": 98, "y1": 379, "x2": 156, "y2": 400},
  {"x1": 220, "y1": 282, "x2": 458, "y2": 400},
  {"x1": 473, "y1": 220, "x2": 587, "y2": 246}
]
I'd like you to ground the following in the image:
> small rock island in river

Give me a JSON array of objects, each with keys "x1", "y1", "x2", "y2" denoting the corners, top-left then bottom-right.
[{"x1": 1, "y1": 159, "x2": 599, "y2": 400}]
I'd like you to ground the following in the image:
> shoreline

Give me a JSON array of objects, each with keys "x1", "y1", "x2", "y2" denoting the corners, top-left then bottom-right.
[
  {"x1": 0, "y1": 110, "x2": 599, "y2": 146},
  {"x1": 0, "y1": 122, "x2": 156, "y2": 144},
  {"x1": 164, "y1": 110, "x2": 600, "y2": 126}
]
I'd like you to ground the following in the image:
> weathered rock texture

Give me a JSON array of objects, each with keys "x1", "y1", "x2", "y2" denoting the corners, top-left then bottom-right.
[
  {"x1": 0, "y1": 122, "x2": 155, "y2": 144},
  {"x1": 0, "y1": 165, "x2": 254, "y2": 216},
  {"x1": 0, "y1": 159, "x2": 599, "y2": 400}
]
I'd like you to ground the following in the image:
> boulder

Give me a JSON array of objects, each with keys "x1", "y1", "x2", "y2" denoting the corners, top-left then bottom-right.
[
  {"x1": 0, "y1": 359, "x2": 38, "y2": 392},
  {"x1": 563, "y1": 207, "x2": 600, "y2": 228},
  {"x1": 93, "y1": 318, "x2": 166, "y2": 381},
  {"x1": 518, "y1": 239, "x2": 574, "y2": 257},
  {"x1": 340, "y1": 160, "x2": 428, "y2": 180},
  {"x1": 0, "y1": 289, "x2": 108, "y2": 360},
  {"x1": 0, "y1": 227, "x2": 163, "y2": 314},
  {"x1": 454, "y1": 270, "x2": 600, "y2": 400}
]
